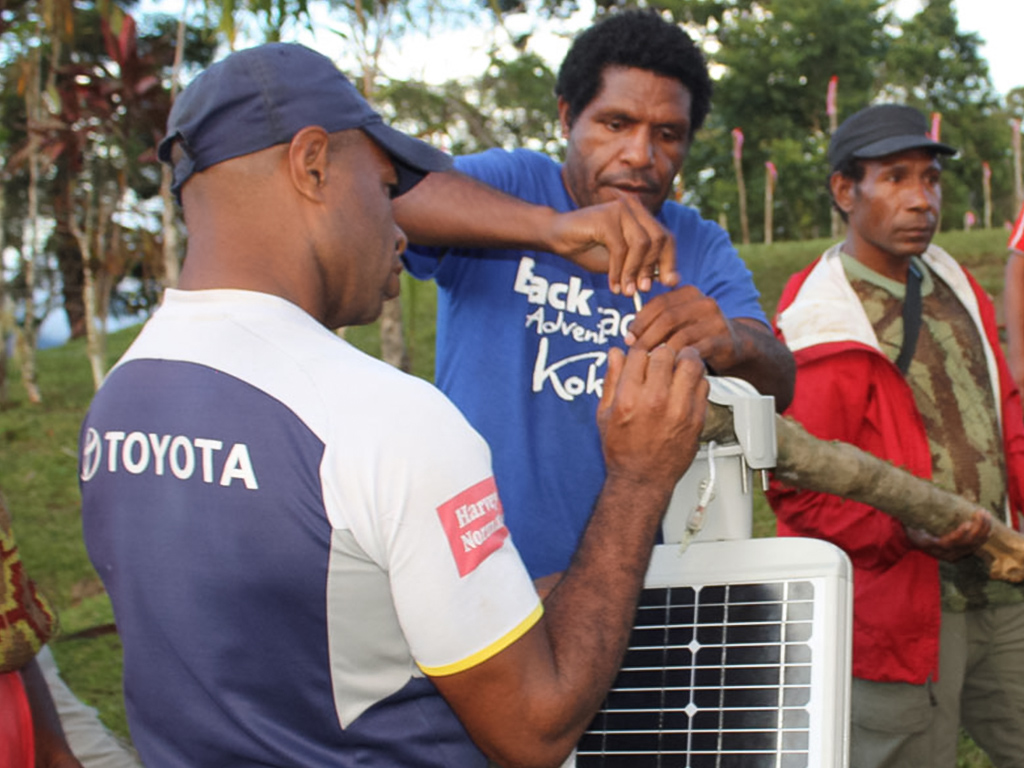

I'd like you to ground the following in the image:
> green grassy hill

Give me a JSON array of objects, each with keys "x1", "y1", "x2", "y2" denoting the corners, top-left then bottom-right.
[
  {"x1": 1, "y1": 227, "x2": 1011, "y2": 762},
  {"x1": 743, "y1": 227, "x2": 1011, "y2": 321}
]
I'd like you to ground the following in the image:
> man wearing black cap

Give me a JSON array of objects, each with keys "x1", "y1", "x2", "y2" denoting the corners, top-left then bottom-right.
[
  {"x1": 768, "y1": 103, "x2": 1024, "y2": 767},
  {"x1": 77, "y1": 42, "x2": 710, "y2": 768}
]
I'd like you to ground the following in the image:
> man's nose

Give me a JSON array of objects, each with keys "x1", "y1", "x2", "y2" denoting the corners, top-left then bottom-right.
[
  {"x1": 621, "y1": 127, "x2": 655, "y2": 167},
  {"x1": 907, "y1": 180, "x2": 937, "y2": 211}
]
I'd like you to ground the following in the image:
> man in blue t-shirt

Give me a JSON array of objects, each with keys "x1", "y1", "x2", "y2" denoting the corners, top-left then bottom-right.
[{"x1": 395, "y1": 10, "x2": 795, "y2": 581}]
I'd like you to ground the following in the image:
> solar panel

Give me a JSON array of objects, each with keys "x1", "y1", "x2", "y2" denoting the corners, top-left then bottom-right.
[{"x1": 578, "y1": 538, "x2": 852, "y2": 768}]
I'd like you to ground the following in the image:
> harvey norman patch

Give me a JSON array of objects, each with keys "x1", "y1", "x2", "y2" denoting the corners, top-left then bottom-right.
[{"x1": 436, "y1": 477, "x2": 508, "y2": 577}]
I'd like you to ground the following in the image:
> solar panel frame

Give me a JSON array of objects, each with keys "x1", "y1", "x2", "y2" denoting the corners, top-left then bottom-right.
[{"x1": 577, "y1": 538, "x2": 852, "y2": 768}]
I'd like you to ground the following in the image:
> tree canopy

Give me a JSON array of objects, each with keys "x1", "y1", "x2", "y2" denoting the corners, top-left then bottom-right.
[{"x1": 0, "y1": 0, "x2": 1021, "y2": 396}]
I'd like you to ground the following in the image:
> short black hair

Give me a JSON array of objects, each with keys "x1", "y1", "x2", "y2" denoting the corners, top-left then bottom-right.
[
  {"x1": 555, "y1": 10, "x2": 713, "y2": 139},
  {"x1": 829, "y1": 157, "x2": 866, "y2": 223}
]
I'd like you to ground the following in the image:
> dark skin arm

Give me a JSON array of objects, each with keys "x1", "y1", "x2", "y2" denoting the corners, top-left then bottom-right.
[
  {"x1": 626, "y1": 287, "x2": 796, "y2": 412},
  {"x1": 431, "y1": 346, "x2": 708, "y2": 768},
  {"x1": 21, "y1": 656, "x2": 84, "y2": 768},
  {"x1": 905, "y1": 509, "x2": 993, "y2": 562},
  {"x1": 392, "y1": 169, "x2": 679, "y2": 296}
]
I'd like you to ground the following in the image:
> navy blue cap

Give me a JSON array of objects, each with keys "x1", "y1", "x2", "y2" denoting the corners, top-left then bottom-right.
[
  {"x1": 157, "y1": 43, "x2": 451, "y2": 200},
  {"x1": 828, "y1": 104, "x2": 956, "y2": 171}
]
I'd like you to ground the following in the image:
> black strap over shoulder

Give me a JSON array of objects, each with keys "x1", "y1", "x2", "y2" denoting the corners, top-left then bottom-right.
[{"x1": 894, "y1": 260, "x2": 923, "y2": 375}]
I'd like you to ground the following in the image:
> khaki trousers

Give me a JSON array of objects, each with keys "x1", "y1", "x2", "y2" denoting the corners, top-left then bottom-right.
[{"x1": 850, "y1": 602, "x2": 1024, "y2": 768}]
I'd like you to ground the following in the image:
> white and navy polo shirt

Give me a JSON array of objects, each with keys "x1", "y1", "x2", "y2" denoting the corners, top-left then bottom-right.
[{"x1": 80, "y1": 289, "x2": 541, "y2": 767}]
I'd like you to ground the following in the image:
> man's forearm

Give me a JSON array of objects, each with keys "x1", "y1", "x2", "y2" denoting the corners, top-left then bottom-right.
[
  {"x1": 715, "y1": 319, "x2": 795, "y2": 411},
  {"x1": 436, "y1": 473, "x2": 679, "y2": 768},
  {"x1": 492, "y1": 344, "x2": 706, "y2": 752},
  {"x1": 393, "y1": 169, "x2": 558, "y2": 249},
  {"x1": 539, "y1": 474, "x2": 675, "y2": 717},
  {"x1": 393, "y1": 169, "x2": 677, "y2": 294},
  {"x1": 431, "y1": 346, "x2": 707, "y2": 768}
]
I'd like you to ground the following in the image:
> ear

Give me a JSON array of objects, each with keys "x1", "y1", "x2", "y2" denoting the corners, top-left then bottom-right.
[
  {"x1": 288, "y1": 126, "x2": 331, "y2": 202},
  {"x1": 557, "y1": 97, "x2": 572, "y2": 140},
  {"x1": 830, "y1": 171, "x2": 856, "y2": 217}
]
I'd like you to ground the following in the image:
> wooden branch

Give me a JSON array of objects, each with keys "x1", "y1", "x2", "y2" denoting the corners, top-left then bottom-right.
[{"x1": 703, "y1": 402, "x2": 1024, "y2": 583}]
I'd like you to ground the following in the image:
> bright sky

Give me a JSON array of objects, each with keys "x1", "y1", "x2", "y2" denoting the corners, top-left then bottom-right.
[
  {"x1": 894, "y1": 0, "x2": 1024, "y2": 98},
  {"x1": 305, "y1": 0, "x2": 1024, "y2": 99},
  {"x1": 148, "y1": 0, "x2": 1023, "y2": 99},
  {"x1": 298, "y1": 2, "x2": 588, "y2": 87}
]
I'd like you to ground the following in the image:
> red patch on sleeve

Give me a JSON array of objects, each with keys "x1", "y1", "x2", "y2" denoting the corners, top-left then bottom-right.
[{"x1": 436, "y1": 477, "x2": 509, "y2": 577}]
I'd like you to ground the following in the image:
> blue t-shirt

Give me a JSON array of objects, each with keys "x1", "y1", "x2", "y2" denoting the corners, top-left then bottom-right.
[{"x1": 403, "y1": 149, "x2": 767, "y2": 578}]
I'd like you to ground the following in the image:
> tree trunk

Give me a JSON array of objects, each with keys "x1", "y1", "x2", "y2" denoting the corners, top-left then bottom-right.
[
  {"x1": 81, "y1": 258, "x2": 106, "y2": 390},
  {"x1": 68, "y1": 175, "x2": 106, "y2": 390},
  {"x1": 702, "y1": 403, "x2": 1024, "y2": 583},
  {"x1": 54, "y1": 221, "x2": 86, "y2": 339},
  {"x1": 161, "y1": 167, "x2": 181, "y2": 290},
  {"x1": 0, "y1": 298, "x2": 10, "y2": 406},
  {"x1": 19, "y1": 49, "x2": 43, "y2": 404},
  {"x1": 0, "y1": 187, "x2": 10, "y2": 406},
  {"x1": 379, "y1": 297, "x2": 410, "y2": 371},
  {"x1": 1013, "y1": 119, "x2": 1022, "y2": 213},
  {"x1": 733, "y1": 151, "x2": 749, "y2": 246},
  {"x1": 829, "y1": 109, "x2": 842, "y2": 240},
  {"x1": 160, "y1": 5, "x2": 189, "y2": 292},
  {"x1": 350, "y1": 0, "x2": 410, "y2": 372}
]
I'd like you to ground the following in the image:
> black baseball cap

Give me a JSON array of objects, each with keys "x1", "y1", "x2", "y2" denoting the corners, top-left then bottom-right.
[
  {"x1": 157, "y1": 43, "x2": 452, "y2": 201},
  {"x1": 828, "y1": 104, "x2": 956, "y2": 171}
]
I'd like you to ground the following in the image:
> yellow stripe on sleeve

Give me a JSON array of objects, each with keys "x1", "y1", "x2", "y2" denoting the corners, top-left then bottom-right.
[{"x1": 418, "y1": 602, "x2": 544, "y2": 677}]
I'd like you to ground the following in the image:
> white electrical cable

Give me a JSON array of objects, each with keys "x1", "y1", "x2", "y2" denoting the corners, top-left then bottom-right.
[{"x1": 679, "y1": 441, "x2": 716, "y2": 553}]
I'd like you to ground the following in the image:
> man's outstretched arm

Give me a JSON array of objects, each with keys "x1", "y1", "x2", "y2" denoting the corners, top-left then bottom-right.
[
  {"x1": 431, "y1": 345, "x2": 708, "y2": 768},
  {"x1": 393, "y1": 169, "x2": 678, "y2": 296}
]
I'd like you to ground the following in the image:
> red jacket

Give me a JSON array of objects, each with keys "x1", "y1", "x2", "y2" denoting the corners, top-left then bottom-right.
[
  {"x1": 768, "y1": 244, "x2": 1024, "y2": 684},
  {"x1": 1011, "y1": 202, "x2": 1024, "y2": 253}
]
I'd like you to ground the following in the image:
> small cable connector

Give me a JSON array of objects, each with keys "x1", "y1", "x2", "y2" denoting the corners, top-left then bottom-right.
[{"x1": 679, "y1": 441, "x2": 716, "y2": 553}]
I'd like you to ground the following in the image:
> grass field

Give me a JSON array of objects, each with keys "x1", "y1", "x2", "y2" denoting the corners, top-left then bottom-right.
[{"x1": 0, "y1": 227, "x2": 1011, "y2": 764}]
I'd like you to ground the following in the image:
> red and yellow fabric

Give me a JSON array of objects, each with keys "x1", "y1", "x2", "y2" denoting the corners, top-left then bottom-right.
[
  {"x1": 0, "y1": 494, "x2": 57, "y2": 674},
  {"x1": 0, "y1": 493, "x2": 57, "y2": 766}
]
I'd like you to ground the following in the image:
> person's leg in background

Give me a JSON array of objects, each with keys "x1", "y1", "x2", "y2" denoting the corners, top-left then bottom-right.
[
  {"x1": 36, "y1": 645, "x2": 141, "y2": 768},
  {"x1": 958, "y1": 602, "x2": 1024, "y2": 768}
]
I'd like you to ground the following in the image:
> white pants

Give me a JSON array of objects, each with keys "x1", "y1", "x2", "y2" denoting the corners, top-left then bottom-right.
[{"x1": 36, "y1": 645, "x2": 141, "y2": 768}]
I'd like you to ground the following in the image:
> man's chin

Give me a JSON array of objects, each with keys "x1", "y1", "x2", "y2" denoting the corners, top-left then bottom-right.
[
  {"x1": 897, "y1": 234, "x2": 936, "y2": 254},
  {"x1": 597, "y1": 187, "x2": 665, "y2": 215}
]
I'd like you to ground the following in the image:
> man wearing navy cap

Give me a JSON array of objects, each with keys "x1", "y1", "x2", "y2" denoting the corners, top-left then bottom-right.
[
  {"x1": 768, "y1": 103, "x2": 1024, "y2": 767},
  {"x1": 78, "y1": 43, "x2": 711, "y2": 767}
]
